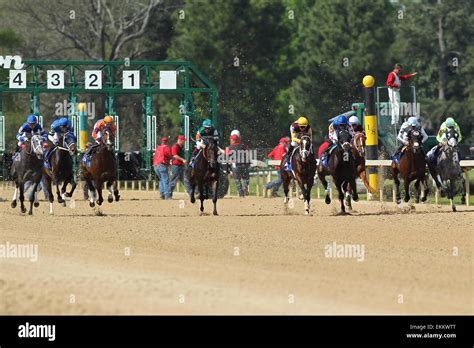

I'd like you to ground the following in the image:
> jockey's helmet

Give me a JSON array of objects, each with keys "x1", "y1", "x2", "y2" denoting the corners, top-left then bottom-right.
[
  {"x1": 202, "y1": 119, "x2": 212, "y2": 128},
  {"x1": 58, "y1": 117, "x2": 68, "y2": 127},
  {"x1": 335, "y1": 115, "x2": 349, "y2": 126},
  {"x1": 231, "y1": 129, "x2": 240, "y2": 138},
  {"x1": 27, "y1": 114, "x2": 38, "y2": 126},
  {"x1": 297, "y1": 116, "x2": 309, "y2": 127},
  {"x1": 408, "y1": 116, "x2": 418, "y2": 127},
  {"x1": 349, "y1": 116, "x2": 360, "y2": 125},
  {"x1": 446, "y1": 117, "x2": 455, "y2": 128},
  {"x1": 104, "y1": 115, "x2": 114, "y2": 124}
]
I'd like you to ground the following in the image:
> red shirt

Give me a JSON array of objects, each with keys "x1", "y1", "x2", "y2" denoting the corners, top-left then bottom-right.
[
  {"x1": 152, "y1": 144, "x2": 172, "y2": 167},
  {"x1": 268, "y1": 144, "x2": 286, "y2": 169},
  {"x1": 171, "y1": 143, "x2": 185, "y2": 166},
  {"x1": 386, "y1": 71, "x2": 415, "y2": 88},
  {"x1": 317, "y1": 141, "x2": 330, "y2": 159}
]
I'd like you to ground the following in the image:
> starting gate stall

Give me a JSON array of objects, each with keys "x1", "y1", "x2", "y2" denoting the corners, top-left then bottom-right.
[{"x1": 0, "y1": 60, "x2": 219, "y2": 179}]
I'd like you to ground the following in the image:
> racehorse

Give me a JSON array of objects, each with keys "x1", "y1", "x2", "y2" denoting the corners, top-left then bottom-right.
[
  {"x1": 81, "y1": 127, "x2": 120, "y2": 208},
  {"x1": 317, "y1": 130, "x2": 358, "y2": 213},
  {"x1": 345, "y1": 131, "x2": 371, "y2": 206},
  {"x1": 189, "y1": 137, "x2": 220, "y2": 215},
  {"x1": 43, "y1": 131, "x2": 77, "y2": 214},
  {"x1": 391, "y1": 129, "x2": 429, "y2": 205},
  {"x1": 10, "y1": 135, "x2": 44, "y2": 215},
  {"x1": 281, "y1": 135, "x2": 317, "y2": 215},
  {"x1": 428, "y1": 127, "x2": 465, "y2": 211}
]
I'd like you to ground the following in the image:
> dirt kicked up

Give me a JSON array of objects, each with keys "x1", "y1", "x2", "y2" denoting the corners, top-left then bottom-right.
[{"x1": 0, "y1": 187, "x2": 472, "y2": 315}]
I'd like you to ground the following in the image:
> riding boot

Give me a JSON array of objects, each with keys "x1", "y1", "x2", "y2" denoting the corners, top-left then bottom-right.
[{"x1": 285, "y1": 145, "x2": 293, "y2": 170}]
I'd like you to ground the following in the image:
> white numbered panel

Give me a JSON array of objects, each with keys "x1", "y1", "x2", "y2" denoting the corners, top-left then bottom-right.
[
  {"x1": 85, "y1": 70, "x2": 102, "y2": 90},
  {"x1": 9, "y1": 70, "x2": 26, "y2": 88},
  {"x1": 160, "y1": 71, "x2": 177, "y2": 89},
  {"x1": 47, "y1": 70, "x2": 65, "y2": 89},
  {"x1": 122, "y1": 70, "x2": 140, "y2": 89}
]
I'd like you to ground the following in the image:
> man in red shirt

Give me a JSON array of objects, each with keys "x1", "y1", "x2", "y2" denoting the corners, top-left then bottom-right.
[
  {"x1": 317, "y1": 136, "x2": 331, "y2": 159},
  {"x1": 386, "y1": 63, "x2": 417, "y2": 125},
  {"x1": 265, "y1": 137, "x2": 288, "y2": 197},
  {"x1": 169, "y1": 135, "x2": 192, "y2": 198},
  {"x1": 152, "y1": 137, "x2": 172, "y2": 199}
]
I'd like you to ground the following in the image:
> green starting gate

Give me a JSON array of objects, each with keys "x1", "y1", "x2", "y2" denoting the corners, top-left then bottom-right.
[{"x1": 0, "y1": 60, "x2": 218, "y2": 179}]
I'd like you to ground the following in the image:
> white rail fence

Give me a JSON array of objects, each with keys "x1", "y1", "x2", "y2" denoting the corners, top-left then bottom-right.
[{"x1": 264, "y1": 159, "x2": 473, "y2": 206}]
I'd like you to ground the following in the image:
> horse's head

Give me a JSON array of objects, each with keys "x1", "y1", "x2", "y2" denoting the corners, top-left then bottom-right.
[
  {"x1": 338, "y1": 129, "x2": 352, "y2": 152},
  {"x1": 352, "y1": 132, "x2": 366, "y2": 157},
  {"x1": 408, "y1": 130, "x2": 423, "y2": 153},
  {"x1": 63, "y1": 131, "x2": 77, "y2": 155},
  {"x1": 299, "y1": 135, "x2": 312, "y2": 162},
  {"x1": 30, "y1": 135, "x2": 44, "y2": 159},
  {"x1": 203, "y1": 138, "x2": 218, "y2": 169},
  {"x1": 445, "y1": 127, "x2": 458, "y2": 148},
  {"x1": 102, "y1": 126, "x2": 114, "y2": 151}
]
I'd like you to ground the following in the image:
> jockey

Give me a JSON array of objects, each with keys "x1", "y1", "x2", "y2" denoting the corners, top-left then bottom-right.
[
  {"x1": 427, "y1": 117, "x2": 462, "y2": 164},
  {"x1": 192, "y1": 119, "x2": 219, "y2": 155},
  {"x1": 286, "y1": 116, "x2": 312, "y2": 169},
  {"x1": 349, "y1": 115, "x2": 364, "y2": 133},
  {"x1": 16, "y1": 114, "x2": 47, "y2": 150},
  {"x1": 394, "y1": 116, "x2": 428, "y2": 158},
  {"x1": 48, "y1": 117, "x2": 74, "y2": 146},
  {"x1": 84, "y1": 115, "x2": 116, "y2": 159},
  {"x1": 320, "y1": 115, "x2": 354, "y2": 167}
]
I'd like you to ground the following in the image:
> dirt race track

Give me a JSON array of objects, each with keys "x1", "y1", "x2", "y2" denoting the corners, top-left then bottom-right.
[{"x1": 0, "y1": 187, "x2": 472, "y2": 315}]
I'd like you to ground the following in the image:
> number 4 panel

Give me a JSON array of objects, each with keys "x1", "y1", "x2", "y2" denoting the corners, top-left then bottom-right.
[{"x1": 9, "y1": 70, "x2": 27, "y2": 89}]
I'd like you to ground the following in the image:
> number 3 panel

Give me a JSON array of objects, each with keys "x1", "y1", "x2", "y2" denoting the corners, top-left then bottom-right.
[{"x1": 47, "y1": 70, "x2": 65, "y2": 89}]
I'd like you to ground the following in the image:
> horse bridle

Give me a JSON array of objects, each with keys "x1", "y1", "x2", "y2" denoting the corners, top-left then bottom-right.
[
  {"x1": 23, "y1": 135, "x2": 43, "y2": 158},
  {"x1": 56, "y1": 132, "x2": 76, "y2": 155}
]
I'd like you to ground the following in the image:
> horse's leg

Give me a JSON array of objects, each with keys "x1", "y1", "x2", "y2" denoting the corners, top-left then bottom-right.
[
  {"x1": 19, "y1": 182, "x2": 26, "y2": 214},
  {"x1": 85, "y1": 177, "x2": 95, "y2": 208},
  {"x1": 28, "y1": 181, "x2": 40, "y2": 215},
  {"x1": 58, "y1": 181, "x2": 67, "y2": 207},
  {"x1": 11, "y1": 183, "x2": 18, "y2": 208},
  {"x1": 305, "y1": 179, "x2": 313, "y2": 215},
  {"x1": 113, "y1": 180, "x2": 120, "y2": 202},
  {"x1": 336, "y1": 180, "x2": 345, "y2": 213},
  {"x1": 96, "y1": 179, "x2": 104, "y2": 206},
  {"x1": 460, "y1": 174, "x2": 466, "y2": 205},
  {"x1": 212, "y1": 179, "x2": 218, "y2": 216},
  {"x1": 392, "y1": 168, "x2": 401, "y2": 205},
  {"x1": 319, "y1": 172, "x2": 331, "y2": 204},
  {"x1": 421, "y1": 175, "x2": 429, "y2": 203},
  {"x1": 449, "y1": 179, "x2": 456, "y2": 212},
  {"x1": 45, "y1": 175, "x2": 54, "y2": 215},
  {"x1": 359, "y1": 167, "x2": 371, "y2": 194},
  {"x1": 198, "y1": 182, "x2": 205, "y2": 214},
  {"x1": 106, "y1": 181, "x2": 113, "y2": 203},
  {"x1": 55, "y1": 177, "x2": 64, "y2": 205},
  {"x1": 414, "y1": 179, "x2": 420, "y2": 204},
  {"x1": 66, "y1": 176, "x2": 77, "y2": 198},
  {"x1": 403, "y1": 178, "x2": 411, "y2": 203},
  {"x1": 282, "y1": 173, "x2": 290, "y2": 203}
]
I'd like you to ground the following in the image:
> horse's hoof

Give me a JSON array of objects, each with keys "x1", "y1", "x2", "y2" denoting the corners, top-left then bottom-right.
[
  {"x1": 108, "y1": 197, "x2": 113, "y2": 203},
  {"x1": 421, "y1": 196, "x2": 427, "y2": 202},
  {"x1": 404, "y1": 196, "x2": 410, "y2": 203},
  {"x1": 325, "y1": 196, "x2": 331, "y2": 205},
  {"x1": 34, "y1": 202, "x2": 40, "y2": 208},
  {"x1": 415, "y1": 199, "x2": 420, "y2": 204},
  {"x1": 452, "y1": 206, "x2": 457, "y2": 212},
  {"x1": 352, "y1": 195, "x2": 359, "y2": 202},
  {"x1": 61, "y1": 201, "x2": 66, "y2": 207},
  {"x1": 461, "y1": 198, "x2": 466, "y2": 205},
  {"x1": 65, "y1": 192, "x2": 71, "y2": 198},
  {"x1": 21, "y1": 207, "x2": 27, "y2": 214},
  {"x1": 11, "y1": 201, "x2": 17, "y2": 208},
  {"x1": 98, "y1": 200, "x2": 103, "y2": 206},
  {"x1": 213, "y1": 211, "x2": 218, "y2": 216},
  {"x1": 89, "y1": 202, "x2": 95, "y2": 208},
  {"x1": 58, "y1": 198, "x2": 64, "y2": 204},
  {"x1": 298, "y1": 194, "x2": 304, "y2": 200},
  {"x1": 305, "y1": 210, "x2": 309, "y2": 215},
  {"x1": 190, "y1": 197, "x2": 195, "y2": 204}
]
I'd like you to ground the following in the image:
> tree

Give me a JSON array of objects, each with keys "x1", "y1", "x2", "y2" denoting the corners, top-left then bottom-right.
[{"x1": 285, "y1": 0, "x2": 396, "y2": 143}]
